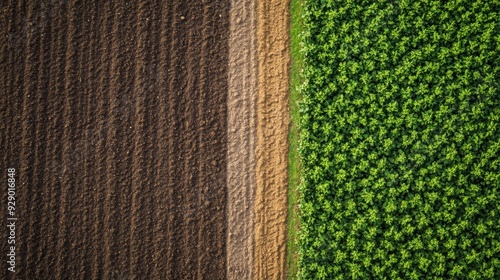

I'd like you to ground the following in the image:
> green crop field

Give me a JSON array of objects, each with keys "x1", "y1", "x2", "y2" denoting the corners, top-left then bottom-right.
[{"x1": 297, "y1": 0, "x2": 500, "y2": 278}]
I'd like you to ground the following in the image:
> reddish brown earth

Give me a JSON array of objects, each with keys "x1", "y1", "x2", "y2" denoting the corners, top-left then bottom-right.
[{"x1": 0, "y1": 0, "x2": 229, "y2": 279}]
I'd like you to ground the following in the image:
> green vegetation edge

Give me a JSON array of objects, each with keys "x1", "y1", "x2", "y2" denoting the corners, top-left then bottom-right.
[
  {"x1": 296, "y1": 0, "x2": 500, "y2": 278},
  {"x1": 286, "y1": 0, "x2": 305, "y2": 278}
]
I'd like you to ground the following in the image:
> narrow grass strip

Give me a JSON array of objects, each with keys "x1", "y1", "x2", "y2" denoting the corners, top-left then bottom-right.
[{"x1": 286, "y1": 0, "x2": 305, "y2": 278}]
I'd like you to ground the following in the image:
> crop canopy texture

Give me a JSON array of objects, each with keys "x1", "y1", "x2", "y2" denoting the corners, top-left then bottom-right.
[{"x1": 298, "y1": 0, "x2": 500, "y2": 278}]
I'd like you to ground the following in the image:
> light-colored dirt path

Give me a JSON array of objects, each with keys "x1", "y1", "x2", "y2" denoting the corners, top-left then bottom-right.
[
  {"x1": 227, "y1": 0, "x2": 258, "y2": 279},
  {"x1": 227, "y1": 0, "x2": 289, "y2": 278},
  {"x1": 254, "y1": 0, "x2": 290, "y2": 279}
]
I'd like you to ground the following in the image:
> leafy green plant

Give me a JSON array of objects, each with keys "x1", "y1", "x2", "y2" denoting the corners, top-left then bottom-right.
[{"x1": 298, "y1": 0, "x2": 500, "y2": 278}]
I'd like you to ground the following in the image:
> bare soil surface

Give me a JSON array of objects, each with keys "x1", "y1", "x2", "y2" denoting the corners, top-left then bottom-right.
[
  {"x1": 254, "y1": 0, "x2": 291, "y2": 279},
  {"x1": 227, "y1": 0, "x2": 258, "y2": 279},
  {"x1": 0, "y1": 1, "x2": 229, "y2": 279}
]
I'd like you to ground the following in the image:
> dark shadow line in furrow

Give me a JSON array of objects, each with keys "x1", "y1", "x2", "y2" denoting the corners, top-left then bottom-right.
[
  {"x1": 80, "y1": 5, "x2": 104, "y2": 275},
  {"x1": 148, "y1": 4, "x2": 163, "y2": 277},
  {"x1": 114, "y1": 2, "x2": 138, "y2": 277},
  {"x1": 208, "y1": 3, "x2": 230, "y2": 277},
  {"x1": 152, "y1": 2, "x2": 172, "y2": 278},
  {"x1": 147, "y1": 3, "x2": 161, "y2": 277},
  {"x1": 91, "y1": 2, "x2": 113, "y2": 279},
  {"x1": 74, "y1": 1, "x2": 96, "y2": 277},
  {"x1": 196, "y1": 4, "x2": 210, "y2": 278},
  {"x1": 30, "y1": 3, "x2": 54, "y2": 277},
  {"x1": 55, "y1": 1, "x2": 82, "y2": 278},
  {"x1": 164, "y1": 0, "x2": 178, "y2": 276},
  {"x1": 193, "y1": 2, "x2": 229, "y2": 278},
  {"x1": 167, "y1": 1, "x2": 185, "y2": 278},
  {"x1": 129, "y1": 0, "x2": 148, "y2": 275},
  {"x1": 17, "y1": 1, "x2": 41, "y2": 278},
  {"x1": 139, "y1": 12, "x2": 159, "y2": 275},
  {"x1": 172, "y1": 105, "x2": 192, "y2": 271},
  {"x1": 180, "y1": 1, "x2": 202, "y2": 277},
  {"x1": 83, "y1": 2, "x2": 102, "y2": 279},
  {"x1": 137, "y1": 15, "x2": 156, "y2": 278},
  {"x1": 140, "y1": 3, "x2": 158, "y2": 276},
  {"x1": 103, "y1": 2, "x2": 127, "y2": 278},
  {"x1": 64, "y1": 3, "x2": 90, "y2": 277},
  {"x1": 41, "y1": 2, "x2": 68, "y2": 279}
]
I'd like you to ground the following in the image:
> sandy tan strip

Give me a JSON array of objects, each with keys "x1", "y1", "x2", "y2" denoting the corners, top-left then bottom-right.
[
  {"x1": 227, "y1": 0, "x2": 258, "y2": 279},
  {"x1": 254, "y1": 0, "x2": 291, "y2": 279}
]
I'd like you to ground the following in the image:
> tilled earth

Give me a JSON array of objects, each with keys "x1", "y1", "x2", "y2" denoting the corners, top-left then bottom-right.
[
  {"x1": 1, "y1": 0, "x2": 290, "y2": 279},
  {"x1": 1, "y1": 1, "x2": 229, "y2": 279}
]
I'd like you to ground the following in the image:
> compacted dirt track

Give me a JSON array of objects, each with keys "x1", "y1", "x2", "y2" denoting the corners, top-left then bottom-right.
[
  {"x1": 254, "y1": 0, "x2": 290, "y2": 279},
  {"x1": 227, "y1": 0, "x2": 290, "y2": 279},
  {"x1": 0, "y1": 0, "x2": 229, "y2": 279},
  {"x1": 227, "y1": 0, "x2": 258, "y2": 279}
]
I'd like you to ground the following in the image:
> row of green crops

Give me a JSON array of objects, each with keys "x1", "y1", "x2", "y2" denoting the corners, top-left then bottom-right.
[{"x1": 297, "y1": 0, "x2": 500, "y2": 278}]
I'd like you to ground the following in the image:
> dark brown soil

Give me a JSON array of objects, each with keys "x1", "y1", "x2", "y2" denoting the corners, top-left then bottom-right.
[{"x1": 0, "y1": 0, "x2": 229, "y2": 279}]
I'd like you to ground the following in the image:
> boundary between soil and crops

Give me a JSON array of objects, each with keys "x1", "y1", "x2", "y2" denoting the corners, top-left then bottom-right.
[{"x1": 286, "y1": 0, "x2": 304, "y2": 278}]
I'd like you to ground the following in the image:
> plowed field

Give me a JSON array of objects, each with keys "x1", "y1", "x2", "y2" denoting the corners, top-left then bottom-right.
[
  {"x1": 1, "y1": 1, "x2": 229, "y2": 279},
  {"x1": 1, "y1": 0, "x2": 291, "y2": 279}
]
